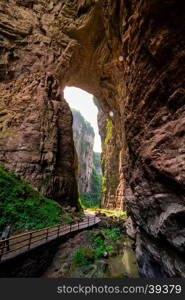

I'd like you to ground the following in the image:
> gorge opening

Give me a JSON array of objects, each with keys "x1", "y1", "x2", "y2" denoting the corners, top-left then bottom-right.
[{"x1": 64, "y1": 87, "x2": 102, "y2": 209}]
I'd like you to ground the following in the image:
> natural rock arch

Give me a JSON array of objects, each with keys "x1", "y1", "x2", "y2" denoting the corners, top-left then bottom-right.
[{"x1": 0, "y1": 0, "x2": 185, "y2": 277}]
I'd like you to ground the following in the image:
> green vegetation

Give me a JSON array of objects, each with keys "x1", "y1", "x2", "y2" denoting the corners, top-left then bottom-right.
[
  {"x1": 86, "y1": 228, "x2": 121, "y2": 243},
  {"x1": 91, "y1": 236, "x2": 113, "y2": 258},
  {"x1": 87, "y1": 228, "x2": 121, "y2": 258},
  {"x1": 104, "y1": 119, "x2": 112, "y2": 145},
  {"x1": 80, "y1": 152, "x2": 102, "y2": 209},
  {"x1": 80, "y1": 168, "x2": 102, "y2": 208},
  {"x1": 86, "y1": 208, "x2": 127, "y2": 218},
  {"x1": 93, "y1": 152, "x2": 101, "y2": 171},
  {"x1": 91, "y1": 168, "x2": 102, "y2": 202},
  {"x1": 72, "y1": 247, "x2": 95, "y2": 266},
  {"x1": 101, "y1": 119, "x2": 112, "y2": 196},
  {"x1": 72, "y1": 228, "x2": 122, "y2": 267},
  {"x1": 62, "y1": 215, "x2": 73, "y2": 223},
  {"x1": 72, "y1": 228, "x2": 118, "y2": 266},
  {"x1": 101, "y1": 175, "x2": 107, "y2": 194},
  {"x1": 101, "y1": 228, "x2": 121, "y2": 241},
  {"x1": 0, "y1": 165, "x2": 64, "y2": 234},
  {"x1": 72, "y1": 228, "x2": 121, "y2": 266}
]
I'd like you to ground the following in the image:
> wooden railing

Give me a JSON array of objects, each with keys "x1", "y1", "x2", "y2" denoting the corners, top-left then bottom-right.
[{"x1": 0, "y1": 216, "x2": 100, "y2": 262}]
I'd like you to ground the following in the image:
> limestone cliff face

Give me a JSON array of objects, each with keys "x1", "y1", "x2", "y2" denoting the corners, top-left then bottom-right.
[
  {"x1": 72, "y1": 109, "x2": 94, "y2": 193},
  {"x1": 0, "y1": 0, "x2": 185, "y2": 277}
]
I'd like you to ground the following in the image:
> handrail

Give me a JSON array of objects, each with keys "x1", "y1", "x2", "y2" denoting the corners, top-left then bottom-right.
[{"x1": 0, "y1": 216, "x2": 100, "y2": 262}]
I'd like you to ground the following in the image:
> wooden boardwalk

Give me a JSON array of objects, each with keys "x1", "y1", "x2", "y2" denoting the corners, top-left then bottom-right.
[{"x1": 0, "y1": 216, "x2": 100, "y2": 262}]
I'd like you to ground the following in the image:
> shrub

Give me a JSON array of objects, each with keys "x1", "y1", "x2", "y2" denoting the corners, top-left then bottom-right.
[
  {"x1": 102, "y1": 228, "x2": 121, "y2": 241},
  {"x1": 72, "y1": 247, "x2": 95, "y2": 266},
  {"x1": 94, "y1": 244, "x2": 113, "y2": 259},
  {"x1": 86, "y1": 232, "x2": 113, "y2": 258},
  {"x1": 93, "y1": 237, "x2": 113, "y2": 258},
  {"x1": 80, "y1": 168, "x2": 102, "y2": 208},
  {"x1": 62, "y1": 215, "x2": 73, "y2": 223}
]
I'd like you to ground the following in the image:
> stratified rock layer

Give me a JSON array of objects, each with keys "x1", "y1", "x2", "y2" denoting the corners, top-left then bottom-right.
[{"x1": 0, "y1": 0, "x2": 185, "y2": 277}]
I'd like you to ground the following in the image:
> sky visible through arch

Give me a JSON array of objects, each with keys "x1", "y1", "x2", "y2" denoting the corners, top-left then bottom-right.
[{"x1": 64, "y1": 87, "x2": 102, "y2": 153}]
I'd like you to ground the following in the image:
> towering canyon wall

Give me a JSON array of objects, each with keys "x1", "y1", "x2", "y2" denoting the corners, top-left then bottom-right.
[
  {"x1": 121, "y1": 1, "x2": 185, "y2": 277},
  {"x1": 72, "y1": 109, "x2": 94, "y2": 193},
  {"x1": 0, "y1": 0, "x2": 80, "y2": 206},
  {"x1": 0, "y1": 0, "x2": 185, "y2": 277}
]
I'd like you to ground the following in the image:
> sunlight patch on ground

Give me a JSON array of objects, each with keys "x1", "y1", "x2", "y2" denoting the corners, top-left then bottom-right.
[{"x1": 86, "y1": 208, "x2": 127, "y2": 218}]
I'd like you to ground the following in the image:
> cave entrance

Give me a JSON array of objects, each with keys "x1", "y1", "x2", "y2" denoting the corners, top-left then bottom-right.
[{"x1": 64, "y1": 87, "x2": 102, "y2": 209}]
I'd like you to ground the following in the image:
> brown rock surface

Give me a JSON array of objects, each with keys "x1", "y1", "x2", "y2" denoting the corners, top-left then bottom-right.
[
  {"x1": 0, "y1": 0, "x2": 79, "y2": 205},
  {"x1": 122, "y1": 0, "x2": 185, "y2": 277},
  {"x1": 0, "y1": 0, "x2": 185, "y2": 277},
  {"x1": 0, "y1": 72, "x2": 78, "y2": 205}
]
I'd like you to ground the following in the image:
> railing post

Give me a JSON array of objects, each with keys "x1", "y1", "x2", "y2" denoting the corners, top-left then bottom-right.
[
  {"x1": 0, "y1": 241, "x2": 4, "y2": 261},
  {"x1": 46, "y1": 228, "x2": 49, "y2": 241},
  {"x1": 57, "y1": 225, "x2": 60, "y2": 237},
  {"x1": 70, "y1": 223, "x2": 71, "y2": 232},
  {"x1": 28, "y1": 233, "x2": 32, "y2": 250}
]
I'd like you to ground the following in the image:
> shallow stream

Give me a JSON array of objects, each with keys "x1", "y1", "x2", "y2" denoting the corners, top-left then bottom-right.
[{"x1": 105, "y1": 235, "x2": 139, "y2": 278}]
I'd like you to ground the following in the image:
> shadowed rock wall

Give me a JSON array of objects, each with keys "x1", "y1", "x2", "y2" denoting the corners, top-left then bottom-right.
[{"x1": 121, "y1": 0, "x2": 185, "y2": 277}]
